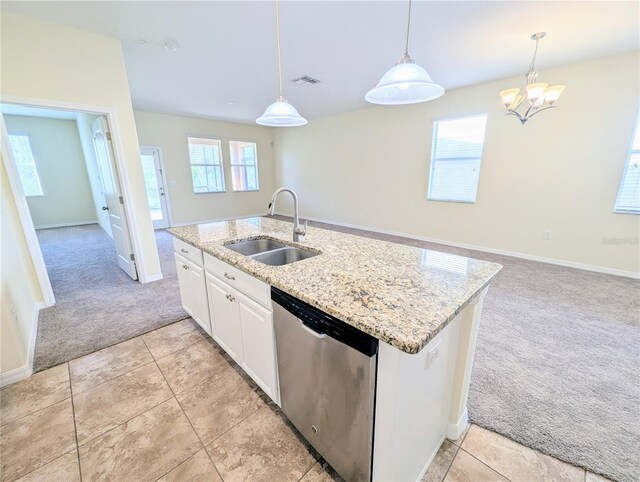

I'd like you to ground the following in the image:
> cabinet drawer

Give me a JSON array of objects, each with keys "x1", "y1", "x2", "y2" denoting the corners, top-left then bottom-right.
[
  {"x1": 173, "y1": 237, "x2": 203, "y2": 266},
  {"x1": 204, "y1": 252, "x2": 271, "y2": 309}
]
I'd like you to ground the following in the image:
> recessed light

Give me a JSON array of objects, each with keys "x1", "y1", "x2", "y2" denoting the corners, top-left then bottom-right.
[
  {"x1": 137, "y1": 39, "x2": 148, "y2": 46},
  {"x1": 163, "y1": 40, "x2": 179, "y2": 52}
]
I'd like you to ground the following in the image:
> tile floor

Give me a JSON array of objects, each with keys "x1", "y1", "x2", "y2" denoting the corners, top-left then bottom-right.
[{"x1": 1, "y1": 319, "x2": 611, "y2": 482}]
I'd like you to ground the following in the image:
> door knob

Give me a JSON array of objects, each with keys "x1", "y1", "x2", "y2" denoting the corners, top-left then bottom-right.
[{"x1": 102, "y1": 206, "x2": 109, "y2": 211}]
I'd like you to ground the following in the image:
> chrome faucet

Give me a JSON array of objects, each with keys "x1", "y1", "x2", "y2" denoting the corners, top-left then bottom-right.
[{"x1": 267, "y1": 187, "x2": 307, "y2": 242}]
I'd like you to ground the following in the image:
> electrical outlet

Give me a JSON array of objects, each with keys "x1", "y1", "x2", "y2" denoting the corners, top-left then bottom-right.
[
  {"x1": 424, "y1": 341, "x2": 442, "y2": 369},
  {"x1": 543, "y1": 230, "x2": 552, "y2": 240}
]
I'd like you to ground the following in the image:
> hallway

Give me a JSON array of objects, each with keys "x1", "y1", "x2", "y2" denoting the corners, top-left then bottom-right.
[{"x1": 34, "y1": 224, "x2": 187, "y2": 371}]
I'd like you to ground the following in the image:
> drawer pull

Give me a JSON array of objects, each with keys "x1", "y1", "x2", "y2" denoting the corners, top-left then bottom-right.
[
  {"x1": 182, "y1": 264, "x2": 189, "y2": 270},
  {"x1": 181, "y1": 248, "x2": 189, "y2": 254},
  {"x1": 225, "y1": 294, "x2": 235, "y2": 302},
  {"x1": 224, "y1": 272, "x2": 235, "y2": 281}
]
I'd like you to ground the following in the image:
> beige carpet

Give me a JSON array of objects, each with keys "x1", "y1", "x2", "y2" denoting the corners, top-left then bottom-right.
[{"x1": 34, "y1": 224, "x2": 188, "y2": 372}]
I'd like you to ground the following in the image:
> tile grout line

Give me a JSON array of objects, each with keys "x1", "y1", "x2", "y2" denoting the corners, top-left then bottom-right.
[
  {"x1": 457, "y1": 446, "x2": 514, "y2": 482},
  {"x1": 0, "y1": 393, "x2": 71, "y2": 428},
  {"x1": 141, "y1": 335, "x2": 225, "y2": 482},
  {"x1": 296, "y1": 459, "x2": 318, "y2": 482},
  {"x1": 67, "y1": 362, "x2": 84, "y2": 482},
  {"x1": 438, "y1": 443, "x2": 460, "y2": 482},
  {"x1": 7, "y1": 448, "x2": 79, "y2": 481},
  {"x1": 70, "y1": 358, "x2": 157, "y2": 397}
]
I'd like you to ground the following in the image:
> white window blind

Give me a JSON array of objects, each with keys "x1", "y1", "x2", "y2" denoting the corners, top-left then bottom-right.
[
  {"x1": 428, "y1": 114, "x2": 488, "y2": 203},
  {"x1": 8, "y1": 135, "x2": 44, "y2": 197},
  {"x1": 229, "y1": 140, "x2": 259, "y2": 191},
  {"x1": 614, "y1": 114, "x2": 640, "y2": 214},
  {"x1": 187, "y1": 137, "x2": 225, "y2": 193}
]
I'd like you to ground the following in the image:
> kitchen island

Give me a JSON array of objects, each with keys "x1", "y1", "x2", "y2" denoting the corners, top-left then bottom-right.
[{"x1": 168, "y1": 216, "x2": 502, "y2": 481}]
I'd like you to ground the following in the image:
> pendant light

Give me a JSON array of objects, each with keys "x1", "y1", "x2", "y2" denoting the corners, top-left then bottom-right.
[
  {"x1": 257, "y1": 0, "x2": 307, "y2": 127},
  {"x1": 366, "y1": 0, "x2": 444, "y2": 105}
]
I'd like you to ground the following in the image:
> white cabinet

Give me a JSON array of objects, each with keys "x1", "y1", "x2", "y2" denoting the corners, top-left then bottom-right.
[
  {"x1": 205, "y1": 271, "x2": 280, "y2": 405},
  {"x1": 206, "y1": 273, "x2": 244, "y2": 361},
  {"x1": 175, "y1": 253, "x2": 211, "y2": 335}
]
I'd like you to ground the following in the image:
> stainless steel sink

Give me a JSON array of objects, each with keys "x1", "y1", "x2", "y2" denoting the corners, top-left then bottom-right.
[
  {"x1": 225, "y1": 238, "x2": 288, "y2": 256},
  {"x1": 250, "y1": 247, "x2": 319, "y2": 266}
]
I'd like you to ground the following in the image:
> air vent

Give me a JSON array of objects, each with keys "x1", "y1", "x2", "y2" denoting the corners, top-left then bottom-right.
[{"x1": 291, "y1": 76, "x2": 321, "y2": 86}]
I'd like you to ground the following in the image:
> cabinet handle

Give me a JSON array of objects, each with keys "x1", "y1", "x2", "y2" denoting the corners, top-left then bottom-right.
[
  {"x1": 224, "y1": 272, "x2": 235, "y2": 281},
  {"x1": 181, "y1": 248, "x2": 189, "y2": 254},
  {"x1": 182, "y1": 264, "x2": 189, "y2": 270},
  {"x1": 225, "y1": 294, "x2": 235, "y2": 302}
]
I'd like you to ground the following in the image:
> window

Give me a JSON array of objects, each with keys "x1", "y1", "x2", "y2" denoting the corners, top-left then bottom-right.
[
  {"x1": 187, "y1": 137, "x2": 225, "y2": 193},
  {"x1": 428, "y1": 114, "x2": 488, "y2": 203},
  {"x1": 614, "y1": 114, "x2": 640, "y2": 214},
  {"x1": 229, "y1": 140, "x2": 259, "y2": 191},
  {"x1": 8, "y1": 135, "x2": 44, "y2": 197}
]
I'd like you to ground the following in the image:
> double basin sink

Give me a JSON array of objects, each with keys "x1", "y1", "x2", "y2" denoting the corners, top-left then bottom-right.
[{"x1": 224, "y1": 238, "x2": 319, "y2": 266}]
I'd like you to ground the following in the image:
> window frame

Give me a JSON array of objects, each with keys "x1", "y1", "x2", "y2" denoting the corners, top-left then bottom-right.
[
  {"x1": 186, "y1": 136, "x2": 226, "y2": 194},
  {"x1": 427, "y1": 113, "x2": 489, "y2": 204},
  {"x1": 7, "y1": 133, "x2": 44, "y2": 198},
  {"x1": 613, "y1": 114, "x2": 640, "y2": 215},
  {"x1": 229, "y1": 139, "x2": 260, "y2": 192}
]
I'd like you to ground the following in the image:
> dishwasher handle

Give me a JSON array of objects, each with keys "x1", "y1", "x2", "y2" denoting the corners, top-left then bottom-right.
[{"x1": 298, "y1": 318, "x2": 327, "y2": 339}]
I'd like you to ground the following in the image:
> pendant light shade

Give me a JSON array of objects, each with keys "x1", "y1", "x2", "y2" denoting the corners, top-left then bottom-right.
[
  {"x1": 366, "y1": 0, "x2": 445, "y2": 105},
  {"x1": 365, "y1": 55, "x2": 445, "y2": 105},
  {"x1": 257, "y1": 96, "x2": 307, "y2": 126},
  {"x1": 256, "y1": 0, "x2": 307, "y2": 127}
]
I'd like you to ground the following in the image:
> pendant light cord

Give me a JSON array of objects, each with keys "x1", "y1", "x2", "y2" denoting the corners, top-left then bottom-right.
[
  {"x1": 275, "y1": 0, "x2": 284, "y2": 99},
  {"x1": 404, "y1": 0, "x2": 412, "y2": 55},
  {"x1": 528, "y1": 36, "x2": 540, "y2": 74}
]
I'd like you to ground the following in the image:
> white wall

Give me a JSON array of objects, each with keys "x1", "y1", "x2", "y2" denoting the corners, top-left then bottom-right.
[
  {"x1": 1, "y1": 11, "x2": 161, "y2": 281},
  {"x1": 134, "y1": 110, "x2": 276, "y2": 225},
  {"x1": 77, "y1": 113, "x2": 113, "y2": 237},
  {"x1": 273, "y1": 52, "x2": 640, "y2": 275},
  {"x1": 4, "y1": 115, "x2": 97, "y2": 229}
]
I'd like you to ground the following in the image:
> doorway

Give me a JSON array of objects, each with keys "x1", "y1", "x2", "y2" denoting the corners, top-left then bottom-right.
[{"x1": 140, "y1": 146, "x2": 171, "y2": 229}]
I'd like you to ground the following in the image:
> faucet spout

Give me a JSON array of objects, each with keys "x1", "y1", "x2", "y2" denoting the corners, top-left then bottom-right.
[{"x1": 267, "y1": 187, "x2": 306, "y2": 242}]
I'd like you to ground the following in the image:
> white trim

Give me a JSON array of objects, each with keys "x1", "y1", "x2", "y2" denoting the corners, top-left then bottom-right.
[
  {"x1": 140, "y1": 145, "x2": 173, "y2": 227},
  {"x1": 35, "y1": 221, "x2": 98, "y2": 230},
  {"x1": 1, "y1": 94, "x2": 158, "y2": 286},
  {"x1": 143, "y1": 273, "x2": 164, "y2": 283},
  {"x1": 447, "y1": 407, "x2": 469, "y2": 440},
  {"x1": 0, "y1": 115, "x2": 56, "y2": 307},
  {"x1": 0, "y1": 301, "x2": 44, "y2": 387},
  {"x1": 279, "y1": 213, "x2": 640, "y2": 279},
  {"x1": 416, "y1": 434, "x2": 447, "y2": 482},
  {"x1": 169, "y1": 212, "x2": 265, "y2": 228}
]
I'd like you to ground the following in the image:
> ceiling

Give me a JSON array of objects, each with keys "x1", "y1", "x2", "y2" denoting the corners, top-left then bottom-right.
[{"x1": 2, "y1": 1, "x2": 638, "y2": 124}]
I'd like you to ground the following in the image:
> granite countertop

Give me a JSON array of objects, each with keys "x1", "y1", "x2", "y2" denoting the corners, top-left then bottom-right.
[{"x1": 168, "y1": 217, "x2": 502, "y2": 354}]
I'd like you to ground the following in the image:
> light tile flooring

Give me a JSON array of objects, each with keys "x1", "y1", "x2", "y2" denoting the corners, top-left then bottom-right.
[{"x1": 1, "y1": 319, "x2": 610, "y2": 482}]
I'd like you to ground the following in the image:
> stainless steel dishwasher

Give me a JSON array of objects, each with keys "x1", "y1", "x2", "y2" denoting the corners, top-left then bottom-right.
[{"x1": 272, "y1": 288, "x2": 378, "y2": 482}]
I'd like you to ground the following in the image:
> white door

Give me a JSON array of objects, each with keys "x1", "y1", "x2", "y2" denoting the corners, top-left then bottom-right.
[
  {"x1": 91, "y1": 117, "x2": 137, "y2": 280},
  {"x1": 206, "y1": 273, "x2": 244, "y2": 361},
  {"x1": 237, "y1": 291, "x2": 278, "y2": 402},
  {"x1": 140, "y1": 147, "x2": 170, "y2": 229}
]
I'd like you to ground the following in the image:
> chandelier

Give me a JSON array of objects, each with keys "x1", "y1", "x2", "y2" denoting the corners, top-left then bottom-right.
[{"x1": 499, "y1": 33, "x2": 565, "y2": 125}]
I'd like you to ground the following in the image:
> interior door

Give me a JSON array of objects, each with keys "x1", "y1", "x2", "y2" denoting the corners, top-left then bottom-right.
[
  {"x1": 91, "y1": 117, "x2": 138, "y2": 280},
  {"x1": 140, "y1": 147, "x2": 170, "y2": 229}
]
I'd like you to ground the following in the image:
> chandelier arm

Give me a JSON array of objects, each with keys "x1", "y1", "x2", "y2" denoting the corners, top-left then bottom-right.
[
  {"x1": 528, "y1": 36, "x2": 540, "y2": 76},
  {"x1": 526, "y1": 105, "x2": 557, "y2": 119}
]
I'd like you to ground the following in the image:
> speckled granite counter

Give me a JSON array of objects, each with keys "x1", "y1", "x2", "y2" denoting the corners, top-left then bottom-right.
[{"x1": 168, "y1": 217, "x2": 501, "y2": 354}]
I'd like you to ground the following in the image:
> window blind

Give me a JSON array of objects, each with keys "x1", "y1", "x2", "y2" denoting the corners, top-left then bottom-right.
[
  {"x1": 614, "y1": 114, "x2": 640, "y2": 214},
  {"x1": 8, "y1": 135, "x2": 44, "y2": 197},
  {"x1": 187, "y1": 137, "x2": 225, "y2": 193},
  {"x1": 428, "y1": 115, "x2": 488, "y2": 203}
]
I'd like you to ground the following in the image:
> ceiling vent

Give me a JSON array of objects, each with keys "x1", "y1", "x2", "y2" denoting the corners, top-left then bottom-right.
[{"x1": 291, "y1": 76, "x2": 321, "y2": 86}]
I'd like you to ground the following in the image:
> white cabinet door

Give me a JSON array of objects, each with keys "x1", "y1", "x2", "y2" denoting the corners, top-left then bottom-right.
[
  {"x1": 175, "y1": 253, "x2": 211, "y2": 335},
  {"x1": 206, "y1": 273, "x2": 244, "y2": 362},
  {"x1": 237, "y1": 291, "x2": 279, "y2": 404}
]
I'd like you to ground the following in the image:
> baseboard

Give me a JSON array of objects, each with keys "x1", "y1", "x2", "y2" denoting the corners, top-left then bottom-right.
[
  {"x1": 141, "y1": 273, "x2": 164, "y2": 283},
  {"x1": 35, "y1": 221, "x2": 98, "y2": 230},
  {"x1": 416, "y1": 434, "x2": 447, "y2": 482},
  {"x1": 281, "y1": 213, "x2": 640, "y2": 280},
  {"x1": 169, "y1": 213, "x2": 265, "y2": 228},
  {"x1": 447, "y1": 407, "x2": 469, "y2": 440},
  {"x1": 1, "y1": 301, "x2": 44, "y2": 387}
]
